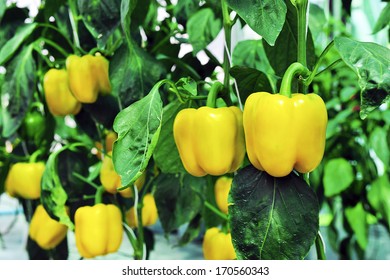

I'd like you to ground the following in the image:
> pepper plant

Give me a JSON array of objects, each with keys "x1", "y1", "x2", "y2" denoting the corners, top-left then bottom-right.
[{"x1": 0, "y1": 0, "x2": 389, "y2": 260}]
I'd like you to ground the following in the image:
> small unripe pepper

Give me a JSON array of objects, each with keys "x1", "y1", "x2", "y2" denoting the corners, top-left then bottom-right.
[
  {"x1": 173, "y1": 106, "x2": 245, "y2": 177},
  {"x1": 5, "y1": 162, "x2": 45, "y2": 199},
  {"x1": 214, "y1": 176, "x2": 232, "y2": 214},
  {"x1": 126, "y1": 193, "x2": 158, "y2": 228},
  {"x1": 202, "y1": 227, "x2": 236, "y2": 260},
  {"x1": 74, "y1": 203, "x2": 123, "y2": 258},
  {"x1": 243, "y1": 92, "x2": 327, "y2": 177},
  {"x1": 43, "y1": 68, "x2": 81, "y2": 116},
  {"x1": 29, "y1": 205, "x2": 68, "y2": 250}
]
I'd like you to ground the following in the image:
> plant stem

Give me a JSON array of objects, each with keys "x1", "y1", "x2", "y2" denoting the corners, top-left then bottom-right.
[
  {"x1": 37, "y1": 23, "x2": 77, "y2": 53},
  {"x1": 68, "y1": 0, "x2": 81, "y2": 50},
  {"x1": 72, "y1": 172, "x2": 100, "y2": 190},
  {"x1": 206, "y1": 82, "x2": 224, "y2": 108},
  {"x1": 40, "y1": 38, "x2": 70, "y2": 58},
  {"x1": 221, "y1": 0, "x2": 233, "y2": 105},
  {"x1": 292, "y1": 0, "x2": 309, "y2": 93},
  {"x1": 205, "y1": 201, "x2": 228, "y2": 221},
  {"x1": 315, "y1": 232, "x2": 327, "y2": 260},
  {"x1": 279, "y1": 62, "x2": 310, "y2": 97}
]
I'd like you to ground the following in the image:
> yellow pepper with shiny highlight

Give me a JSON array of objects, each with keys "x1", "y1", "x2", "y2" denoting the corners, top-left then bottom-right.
[
  {"x1": 243, "y1": 92, "x2": 327, "y2": 177},
  {"x1": 173, "y1": 106, "x2": 245, "y2": 177},
  {"x1": 74, "y1": 204, "x2": 123, "y2": 258},
  {"x1": 202, "y1": 227, "x2": 236, "y2": 260},
  {"x1": 29, "y1": 205, "x2": 68, "y2": 250},
  {"x1": 126, "y1": 193, "x2": 158, "y2": 228},
  {"x1": 214, "y1": 176, "x2": 232, "y2": 214},
  {"x1": 43, "y1": 68, "x2": 81, "y2": 116}
]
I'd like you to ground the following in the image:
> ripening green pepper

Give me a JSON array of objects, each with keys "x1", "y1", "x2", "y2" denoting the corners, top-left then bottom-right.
[
  {"x1": 173, "y1": 106, "x2": 245, "y2": 177},
  {"x1": 75, "y1": 204, "x2": 123, "y2": 258},
  {"x1": 243, "y1": 92, "x2": 327, "y2": 177},
  {"x1": 29, "y1": 205, "x2": 68, "y2": 250}
]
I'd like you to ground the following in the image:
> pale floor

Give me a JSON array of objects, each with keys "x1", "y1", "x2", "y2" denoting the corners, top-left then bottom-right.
[{"x1": 1, "y1": 193, "x2": 389, "y2": 260}]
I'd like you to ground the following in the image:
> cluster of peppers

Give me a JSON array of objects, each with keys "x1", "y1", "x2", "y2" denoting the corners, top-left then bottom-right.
[
  {"x1": 43, "y1": 53, "x2": 111, "y2": 116},
  {"x1": 173, "y1": 70, "x2": 328, "y2": 260}
]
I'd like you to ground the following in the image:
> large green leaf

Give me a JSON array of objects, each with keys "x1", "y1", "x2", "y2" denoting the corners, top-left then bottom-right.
[
  {"x1": 345, "y1": 202, "x2": 368, "y2": 250},
  {"x1": 41, "y1": 145, "x2": 76, "y2": 230},
  {"x1": 187, "y1": 8, "x2": 221, "y2": 54},
  {"x1": 227, "y1": 0, "x2": 286, "y2": 46},
  {"x1": 110, "y1": 43, "x2": 165, "y2": 108},
  {"x1": 154, "y1": 174, "x2": 205, "y2": 233},
  {"x1": 77, "y1": 0, "x2": 121, "y2": 46},
  {"x1": 229, "y1": 165, "x2": 319, "y2": 260},
  {"x1": 373, "y1": 3, "x2": 390, "y2": 34},
  {"x1": 1, "y1": 45, "x2": 35, "y2": 138},
  {"x1": 323, "y1": 158, "x2": 354, "y2": 197},
  {"x1": 263, "y1": 0, "x2": 316, "y2": 79},
  {"x1": 0, "y1": 23, "x2": 36, "y2": 65},
  {"x1": 230, "y1": 66, "x2": 273, "y2": 103},
  {"x1": 369, "y1": 127, "x2": 390, "y2": 167},
  {"x1": 334, "y1": 37, "x2": 390, "y2": 119},
  {"x1": 112, "y1": 80, "x2": 164, "y2": 188},
  {"x1": 153, "y1": 100, "x2": 186, "y2": 174},
  {"x1": 367, "y1": 174, "x2": 390, "y2": 229}
]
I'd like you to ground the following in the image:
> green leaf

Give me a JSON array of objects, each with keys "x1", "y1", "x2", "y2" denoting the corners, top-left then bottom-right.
[
  {"x1": 154, "y1": 174, "x2": 205, "y2": 233},
  {"x1": 178, "y1": 214, "x2": 202, "y2": 247},
  {"x1": 230, "y1": 66, "x2": 273, "y2": 103},
  {"x1": 77, "y1": 0, "x2": 121, "y2": 46},
  {"x1": 227, "y1": 0, "x2": 286, "y2": 46},
  {"x1": 345, "y1": 202, "x2": 368, "y2": 250},
  {"x1": 369, "y1": 127, "x2": 390, "y2": 167},
  {"x1": 110, "y1": 43, "x2": 165, "y2": 108},
  {"x1": 334, "y1": 37, "x2": 390, "y2": 119},
  {"x1": 232, "y1": 39, "x2": 277, "y2": 91},
  {"x1": 373, "y1": 3, "x2": 390, "y2": 34},
  {"x1": 112, "y1": 80, "x2": 164, "y2": 187},
  {"x1": 229, "y1": 165, "x2": 319, "y2": 260},
  {"x1": 263, "y1": 0, "x2": 316, "y2": 79},
  {"x1": 187, "y1": 8, "x2": 221, "y2": 54},
  {"x1": 323, "y1": 158, "x2": 354, "y2": 197},
  {"x1": 1, "y1": 45, "x2": 35, "y2": 138},
  {"x1": 0, "y1": 23, "x2": 37, "y2": 65},
  {"x1": 120, "y1": 0, "x2": 137, "y2": 43},
  {"x1": 367, "y1": 174, "x2": 390, "y2": 229},
  {"x1": 153, "y1": 100, "x2": 186, "y2": 174},
  {"x1": 0, "y1": 1, "x2": 6, "y2": 22},
  {"x1": 41, "y1": 145, "x2": 75, "y2": 231}
]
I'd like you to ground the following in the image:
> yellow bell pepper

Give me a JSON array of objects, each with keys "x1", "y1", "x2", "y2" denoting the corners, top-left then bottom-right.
[
  {"x1": 5, "y1": 162, "x2": 45, "y2": 199},
  {"x1": 202, "y1": 227, "x2": 236, "y2": 260},
  {"x1": 95, "y1": 130, "x2": 117, "y2": 159},
  {"x1": 173, "y1": 106, "x2": 245, "y2": 177},
  {"x1": 243, "y1": 92, "x2": 327, "y2": 177},
  {"x1": 100, "y1": 151, "x2": 146, "y2": 198},
  {"x1": 43, "y1": 68, "x2": 81, "y2": 116},
  {"x1": 74, "y1": 203, "x2": 123, "y2": 258},
  {"x1": 66, "y1": 54, "x2": 111, "y2": 103},
  {"x1": 214, "y1": 176, "x2": 232, "y2": 214},
  {"x1": 29, "y1": 205, "x2": 68, "y2": 250},
  {"x1": 126, "y1": 193, "x2": 158, "y2": 228}
]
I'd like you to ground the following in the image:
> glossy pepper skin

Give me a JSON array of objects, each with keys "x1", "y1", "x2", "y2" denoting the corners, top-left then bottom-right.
[
  {"x1": 202, "y1": 227, "x2": 236, "y2": 260},
  {"x1": 100, "y1": 151, "x2": 146, "y2": 198},
  {"x1": 66, "y1": 54, "x2": 111, "y2": 103},
  {"x1": 43, "y1": 68, "x2": 81, "y2": 116},
  {"x1": 75, "y1": 204, "x2": 123, "y2": 258},
  {"x1": 214, "y1": 176, "x2": 233, "y2": 214},
  {"x1": 5, "y1": 162, "x2": 45, "y2": 199},
  {"x1": 126, "y1": 194, "x2": 158, "y2": 228},
  {"x1": 173, "y1": 107, "x2": 245, "y2": 177},
  {"x1": 29, "y1": 205, "x2": 68, "y2": 250},
  {"x1": 243, "y1": 92, "x2": 327, "y2": 177}
]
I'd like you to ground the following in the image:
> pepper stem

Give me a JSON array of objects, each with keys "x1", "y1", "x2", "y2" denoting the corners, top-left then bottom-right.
[
  {"x1": 279, "y1": 62, "x2": 310, "y2": 97},
  {"x1": 94, "y1": 186, "x2": 104, "y2": 205},
  {"x1": 206, "y1": 82, "x2": 224, "y2": 108}
]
